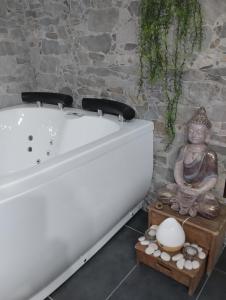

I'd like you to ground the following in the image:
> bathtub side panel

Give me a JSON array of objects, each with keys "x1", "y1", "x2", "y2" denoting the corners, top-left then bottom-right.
[{"x1": 0, "y1": 130, "x2": 153, "y2": 300}]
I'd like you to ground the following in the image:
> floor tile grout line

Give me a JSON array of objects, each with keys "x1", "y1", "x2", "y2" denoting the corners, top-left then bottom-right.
[
  {"x1": 105, "y1": 264, "x2": 137, "y2": 300},
  {"x1": 215, "y1": 267, "x2": 226, "y2": 276},
  {"x1": 195, "y1": 275, "x2": 210, "y2": 300},
  {"x1": 124, "y1": 225, "x2": 144, "y2": 235}
]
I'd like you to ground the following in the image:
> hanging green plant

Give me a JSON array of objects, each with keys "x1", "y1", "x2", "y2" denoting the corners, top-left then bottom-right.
[{"x1": 139, "y1": 0, "x2": 203, "y2": 144}]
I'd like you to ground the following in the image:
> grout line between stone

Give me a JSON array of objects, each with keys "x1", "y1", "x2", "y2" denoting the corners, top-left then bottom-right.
[
  {"x1": 195, "y1": 275, "x2": 210, "y2": 300},
  {"x1": 105, "y1": 264, "x2": 137, "y2": 300},
  {"x1": 124, "y1": 225, "x2": 144, "y2": 235}
]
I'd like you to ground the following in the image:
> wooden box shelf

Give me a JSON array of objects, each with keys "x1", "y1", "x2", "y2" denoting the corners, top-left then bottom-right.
[
  {"x1": 148, "y1": 203, "x2": 226, "y2": 275},
  {"x1": 135, "y1": 242, "x2": 207, "y2": 296}
]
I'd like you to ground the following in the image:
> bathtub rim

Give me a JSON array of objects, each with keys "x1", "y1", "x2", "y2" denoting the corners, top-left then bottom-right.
[
  {"x1": 0, "y1": 105, "x2": 153, "y2": 188},
  {"x1": 0, "y1": 104, "x2": 154, "y2": 204}
]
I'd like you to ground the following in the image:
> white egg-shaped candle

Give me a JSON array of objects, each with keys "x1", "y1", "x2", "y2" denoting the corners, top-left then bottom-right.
[{"x1": 156, "y1": 218, "x2": 185, "y2": 252}]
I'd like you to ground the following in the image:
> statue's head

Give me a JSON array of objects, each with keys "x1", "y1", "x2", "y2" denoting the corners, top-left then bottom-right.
[{"x1": 187, "y1": 107, "x2": 211, "y2": 144}]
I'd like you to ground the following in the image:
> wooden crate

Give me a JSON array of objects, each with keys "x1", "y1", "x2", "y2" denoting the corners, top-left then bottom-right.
[
  {"x1": 148, "y1": 203, "x2": 226, "y2": 275},
  {"x1": 135, "y1": 242, "x2": 207, "y2": 296}
]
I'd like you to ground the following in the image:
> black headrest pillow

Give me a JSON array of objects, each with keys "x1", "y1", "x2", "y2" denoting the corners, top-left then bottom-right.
[
  {"x1": 21, "y1": 92, "x2": 73, "y2": 107},
  {"x1": 82, "y1": 98, "x2": 135, "y2": 120}
]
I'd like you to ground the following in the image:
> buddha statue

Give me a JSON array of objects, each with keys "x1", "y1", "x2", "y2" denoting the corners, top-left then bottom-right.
[{"x1": 158, "y1": 107, "x2": 220, "y2": 219}]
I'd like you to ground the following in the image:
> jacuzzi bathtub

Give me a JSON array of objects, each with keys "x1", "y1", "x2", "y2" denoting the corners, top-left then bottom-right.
[{"x1": 0, "y1": 105, "x2": 154, "y2": 300}]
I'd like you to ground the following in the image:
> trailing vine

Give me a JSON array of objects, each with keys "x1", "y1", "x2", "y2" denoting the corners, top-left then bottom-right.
[{"x1": 139, "y1": 0, "x2": 203, "y2": 144}]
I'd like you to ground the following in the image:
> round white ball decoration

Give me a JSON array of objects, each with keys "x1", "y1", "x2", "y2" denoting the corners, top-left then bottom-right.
[{"x1": 156, "y1": 218, "x2": 185, "y2": 252}]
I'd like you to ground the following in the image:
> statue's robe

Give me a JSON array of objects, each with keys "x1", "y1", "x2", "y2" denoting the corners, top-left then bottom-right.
[
  {"x1": 177, "y1": 145, "x2": 218, "y2": 187},
  {"x1": 158, "y1": 145, "x2": 219, "y2": 218}
]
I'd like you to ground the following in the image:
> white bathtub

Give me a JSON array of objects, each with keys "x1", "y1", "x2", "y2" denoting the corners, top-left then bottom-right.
[{"x1": 0, "y1": 105, "x2": 154, "y2": 300}]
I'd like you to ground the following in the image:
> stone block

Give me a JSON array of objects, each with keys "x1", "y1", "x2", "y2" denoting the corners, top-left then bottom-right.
[
  {"x1": 210, "y1": 134, "x2": 226, "y2": 144},
  {"x1": 36, "y1": 74, "x2": 59, "y2": 90},
  {"x1": 88, "y1": 8, "x2": 119, "y2": 32},
  {"x1": 0, "y1": 75, "x2": 17, "y2": 83},
  {"x1": 63, "y1": 71, "x2": 75, "y2": 85},
  {"x1": 215, "y1": 22, "x2": 226, "y2": 38},
  {"x1": 182, "y1": 70, "x2": 205, "y2": 81},
  {"x1": 153, "y1": 120, "x2": 166, "y2": 137},
  {"x1": 45, "y1": 32, "x2": 58, "y2": 39},
  {"x1": 0, "y1": 0, "x2": 7, "y2": 17},
  {"x1": 25, "y1": 10, "x2": 38, "y2": 18},
  {"x1": 210, "y1": 38, "x2": 220, "y2": 48},
  {"x1": 89, "y1": 52, "x2": 105, "y2": 63},
  {"x1": 78, "y1": 76, "x2": 105, "y2": 88},
  {"x1": 41, "y1": 39, "x2": 69, "y2": 55},
  {"x1": 39, "y1": 17, "x2": 59, "y2": 26},
  {"x1": 80, "y1": 34, "x2": 112, "y2": 54},
  {"x1": 221, "y1": 123, "x2": 226, "y2": 130},
  {"x1": 208, "y1": 104, "x2": 226, "y2": 122},
  {"x1": 16, "y1": 57, "x2": 30, "y2": 64},
  {"x1": 57, "y1": 26, "x2": 68, "y2": 39},
  {"x1": 154, "y1": 165, "x2": 174, "y2": 183},
  {"x1": 176, "y1": 104, "x2": 196, "y2": 125},
  {"x1": 203, "y1": 67, "x2": 226, "y2": 77},
  {"x1": 128, "y1": 1, "x2": 139, "y2": 17},
  {"x1": 154, "y1": 153, "x2": 167, "y2": 165},
  {"x1": 91, "y1": 0, "x2": 112, "y2": 8},
  {"x1": 124, "y1": 43, "x2": 137, "y2": 51},
  {"x1": 0, "y1": 41, "x2": 17, "y2": 56},
  {"x1": 40, "y1": 56, "x2": 60, "y2": 73},
  {"x1": 28, "y1": 2, "x2": 42, "y2": 10},
  {"x1": 116, "y1": 17, "x2": 137, "y2": 44},
  {"x1": 204, "y1": 73, "x2": 226, "y2": 85},
  {"x1": 86, "y1": 66, "x2": 116, "y2": 77},
  {"x1": 201, "y1": 25, "x2": 213, "y2": 50},
  {"x1": 209, "y1": 143, "x2": 226, "y2": 155},
  {"x1": 182, "y1": 82, "x2": 221, "y2": 105},
  {"x1": 0, "y1": 27, "x2": 8, "y2": 37},
  {"x1": 83, "y1": 0, "x2": 92, "y2": 7},
  {"x1": 77, "y1": 87, "x2": 98, "y2": 96},
  {"x1": 199, "y1": 0, "x2": 226, "y2": 25},
  {"x1": 10, "y1": 28, "x2": 25, "y2": 41},
  {"x1": 0, "y1": 56, "x2": 17, "y2": 76},
  {"x1": 0, "y1": 94, "x2": 22, "y2": 108},
  {"x1": 77, "y1": 50, "x2": 90, "y2": 65}
]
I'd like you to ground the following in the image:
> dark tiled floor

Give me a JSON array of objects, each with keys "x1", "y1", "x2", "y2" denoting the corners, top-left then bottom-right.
[
  {"x1": 48, "y1": 210, "x2": 226, "y2": 300},
  {"x1": 125, "y1": 209, "x2": 148, "y2": 234},
  {"x1": 216, "y1": 247, "x2": 226, "y2": 272}
]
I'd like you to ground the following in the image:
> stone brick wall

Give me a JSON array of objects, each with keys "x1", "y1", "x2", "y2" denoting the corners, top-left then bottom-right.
[
  {"x1": 0, "y1": 0, "x2": 36, "y2": 107},
  {"x1": 0, "y1": 0, "x2": 225, "y2": 203},
  {"x1": 152, "y1": 0, "x2": 226, "y2": 204}
]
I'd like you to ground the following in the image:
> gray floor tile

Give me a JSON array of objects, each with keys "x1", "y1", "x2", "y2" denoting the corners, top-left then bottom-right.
[
  {"x1": 198, "y1": 269, "x2": 226, "y2": 300},
  {"x1": 126, "y1": 209, "x2": 148, "y2": 233},
  {"x1": 216, "y1": 247, "x2": 226, "y2": 273},
  {"x1": 109, "y1": 264, "x2": 204, "y2": 300},
  {"x1": 51, "y1": 227, "x2": 140, "y2": 300}
]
